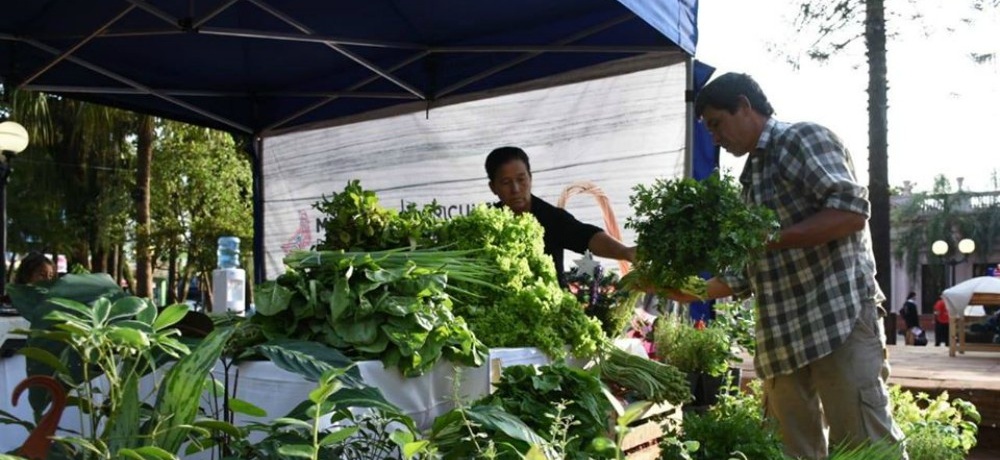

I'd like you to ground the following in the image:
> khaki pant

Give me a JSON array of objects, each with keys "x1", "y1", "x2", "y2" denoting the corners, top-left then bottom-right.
[{"x1": 763, "y1": 304, "x2": 908, "y2": 459}]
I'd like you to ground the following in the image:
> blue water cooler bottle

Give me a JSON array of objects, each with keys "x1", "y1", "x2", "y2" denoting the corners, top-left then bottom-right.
[{"x1": 212, "y1": 236, "x2": 246, "y2": 315}]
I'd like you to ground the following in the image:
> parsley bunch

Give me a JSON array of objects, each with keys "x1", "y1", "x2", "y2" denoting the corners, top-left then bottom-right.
[{"x1": 625, "y1": 171, "x2": 777, "y2": 296}]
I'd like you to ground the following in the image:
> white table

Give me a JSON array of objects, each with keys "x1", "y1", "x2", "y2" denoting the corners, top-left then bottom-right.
[{"x1": 0, "y1": 316, "x2": 30, "y2": 348}]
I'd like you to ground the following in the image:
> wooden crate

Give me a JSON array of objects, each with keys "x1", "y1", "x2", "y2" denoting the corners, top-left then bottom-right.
[{"x1": 618, "y1": 402, "x2": 683, "y2": 459}]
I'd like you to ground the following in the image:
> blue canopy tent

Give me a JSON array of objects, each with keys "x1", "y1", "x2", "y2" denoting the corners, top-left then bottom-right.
[{"x1": 0, "y1": 0, "x2": 711, "y2": 281}]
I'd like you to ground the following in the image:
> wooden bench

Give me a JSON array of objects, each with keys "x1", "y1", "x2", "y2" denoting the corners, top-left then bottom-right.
[{"x1": 949, "y1": 293, "x2": 1000, "y2": 357}]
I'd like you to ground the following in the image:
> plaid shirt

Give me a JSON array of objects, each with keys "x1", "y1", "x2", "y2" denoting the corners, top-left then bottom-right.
[{"x1": 720, "y1": 118, "x2": 885, "y2": 379}]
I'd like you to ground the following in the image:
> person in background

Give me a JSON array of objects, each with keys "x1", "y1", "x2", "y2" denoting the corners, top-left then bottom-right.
[
  {"x1": 901, "y1": 292, "x2": 920, "y2": 345},
  {"x1": 669, "y1": 73, "x2": 906, "y2": 459},
  {"x1": 485, "y1": 146, "x2": 635, "y2": 287},
  {"x1": 14, "y1": 252, "x2": 56, "y2": 285},
  {"x1": 933, "y1": 295, "x2": 950, "y2": 346}
]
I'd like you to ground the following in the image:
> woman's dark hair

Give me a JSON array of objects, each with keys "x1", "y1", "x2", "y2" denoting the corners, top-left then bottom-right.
[
  {"x1": 14, "y1": 252, "x2": 55, "y2": 285},
  {"x1": 485, "y1": 146, "x2": 531, "y2": 182},
  {"x1": 695, "y1": 72, "x2": 775, "y2": 118}
]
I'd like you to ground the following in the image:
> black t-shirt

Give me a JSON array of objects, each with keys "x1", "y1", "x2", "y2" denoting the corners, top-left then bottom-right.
[
  {"x1": 496, "y1": 195, "x2": 602, "y2": 287},
  {"x1": 902, "y1": 299, "x2": 919, "y2": 328}
]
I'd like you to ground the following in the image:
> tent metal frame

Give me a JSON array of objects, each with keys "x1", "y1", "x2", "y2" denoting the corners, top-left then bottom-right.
[{"x1": 6, "y1": 0, "x2": 681, "y2": 135}]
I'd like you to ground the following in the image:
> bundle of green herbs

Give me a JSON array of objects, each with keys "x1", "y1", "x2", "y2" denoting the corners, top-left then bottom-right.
[
  {"x1": 313, "y1": 179, "x2": 440, "y2": 251},
  {"x1": 625, "y1": 171, "x2": 778, "y2": 298}
]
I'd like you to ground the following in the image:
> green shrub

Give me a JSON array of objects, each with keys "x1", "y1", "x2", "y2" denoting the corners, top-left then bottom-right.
[
  {"x1": 654, "y1": 315, "x2": 731, "y2": 377},
  {"x1": 890, "y1": 386, "x2": 980, "y2": 460},
  {"x1": 662, "y1": 381, "x2": 784, "y2": 460}
]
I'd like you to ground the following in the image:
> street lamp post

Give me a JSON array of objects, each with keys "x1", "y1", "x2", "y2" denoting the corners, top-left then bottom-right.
[
  {"x1": 931, "y1": 238, "x2": 976, "y2": 287},
  {"x1": 0, "y1": 121, "x2": 30, "y2": 299}
]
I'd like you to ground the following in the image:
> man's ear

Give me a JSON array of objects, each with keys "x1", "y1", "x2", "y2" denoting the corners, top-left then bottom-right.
[{"x1": 738, "y1": 95, "x2": 753, "y2": 113}]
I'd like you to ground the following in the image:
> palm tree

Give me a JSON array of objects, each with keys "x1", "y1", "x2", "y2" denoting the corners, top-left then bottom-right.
[{"x1": 3, "y1": 88, "x2": 135, "y2": 277}]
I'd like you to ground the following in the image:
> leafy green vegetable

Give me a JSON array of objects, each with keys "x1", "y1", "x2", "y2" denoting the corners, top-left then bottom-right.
[
  {"x1": 437, "y1": 206, "x2": 606, "y2": 359},
  {"x1": 481, "y1": 361, "x2": 616, "y2": 460},
  {"x1": 625, "y1": 171, "x2": 778, "y2": 296},
  {"x1": 598, "y1": 347, "x2": 691, "y2": 405},
  {"x1": 252, "y1": 249, "x2": 488, "y2": 376},
  {"x1": 313, "y1": 179, "x2": 440, "y2": 251}
]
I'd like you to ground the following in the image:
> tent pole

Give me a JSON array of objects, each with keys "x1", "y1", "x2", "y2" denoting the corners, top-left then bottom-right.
[
  {"x1": 684, "y1": 56, "x2": 695, "y2": 179},
  {"x1": 252, "y1": 135, "x2": 266, "y2": 284}
]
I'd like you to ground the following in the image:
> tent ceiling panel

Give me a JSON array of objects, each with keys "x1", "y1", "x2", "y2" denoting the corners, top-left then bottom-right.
[{"x1": 1, "y1": 0, "x2": 697, "y2": 134}]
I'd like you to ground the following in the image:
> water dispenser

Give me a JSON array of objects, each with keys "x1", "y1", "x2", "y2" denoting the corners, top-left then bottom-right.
[{"x1": 212, "y1": 236, "x2": 246, "y2": 315}]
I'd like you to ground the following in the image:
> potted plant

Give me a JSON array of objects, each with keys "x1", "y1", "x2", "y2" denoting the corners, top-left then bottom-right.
[{"x1": 653, "y1": 314, "x2": 734, "y2": 408}]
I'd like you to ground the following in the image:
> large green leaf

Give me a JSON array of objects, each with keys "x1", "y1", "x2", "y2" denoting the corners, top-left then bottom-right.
[
  {"x1": 382, "y1": 324, "x2": 428, "y2": 357},
  {"x1": 251, "y1": 339, "x2": 362, "y2": 387},
  {"x1": 333, "y1": 318, "x2": 378, "y2": 345},
  {"x1": 376, "y1": 294, "x2": 421, "y2": 317},
  {"x1": 228, "y1": 398, "x2": 268, "y2": 417},
  {"x1": 319, "y1": 426, "x2": 359, "y2": 446},
  {"x1": 328, "y1": 275, "x2": 352, "y2": 321},
  {"x1": 152, "y1": 304, "x2": 189, "y2": 331},
  {"x1": 351, "y1": 331, "x2": 390, "y2": 354},
  {"x1": 107, "y1": 327, "x2": 151, "y2": 349},
  {"x1": 17, "y1": 347, "x2": 69, "y2": 376},
  {"x1": 326, "y1": 387, "x2": 400, "y2": 414},
  {"x1": 464, "y1": 405, "x2": 548, "y2": 446},
  {"x1": 151, "y1": 327, "x2": 234, "y2": 453},
  {"x1": 106, "y1": 369, "x2": 141, "y2": 453},
  {"x1": 277, "y1": 444, "x2": 316, "y2": 459},
  {"x1": 108, "y1": 296, "x2": 150, "y2": 323},
  {"x1": 46, "y1": 273, "x2": 126, "y2": 305},
  {"x1": 91, "y1": 297, "x2": 112, "y2": 327},
  {"x1": 254, "y1": 281, "x2": 294, "y2": 316}
]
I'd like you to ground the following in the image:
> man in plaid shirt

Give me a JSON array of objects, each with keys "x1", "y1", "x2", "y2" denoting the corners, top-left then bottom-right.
[{"x1": 672, "y1": 73, "x2": 906, "y2": 459}]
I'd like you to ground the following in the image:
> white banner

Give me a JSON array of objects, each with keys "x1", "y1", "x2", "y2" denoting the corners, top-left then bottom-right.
[{"x1": 263, "y1": 62, "x2": 687, "y2": 278}]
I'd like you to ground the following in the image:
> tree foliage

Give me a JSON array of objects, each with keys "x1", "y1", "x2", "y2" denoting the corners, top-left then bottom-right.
[
  {"x1": 775, "y1": 0, "x2": 997, "y2": 68},
  {"x1": 2, "y1": 86, "x2": 254, "y2": 300},
  {"x1": 891, "y1": 175, "x2": 1000, "y2": 281},
  {"x1": 149, "y1": 120, "x2": 253, "y2": 306},
  {"x1": 2, "y1": 88, "x2": 135, "y2": 275}
]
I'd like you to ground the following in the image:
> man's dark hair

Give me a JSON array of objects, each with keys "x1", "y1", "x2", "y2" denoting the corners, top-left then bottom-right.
[
  {"x1": 15, "y1": 251, "x2": 54, "y2": 285},
  {"x1": 907, "y1": 292, "x2": 917, "y2": 299},
  {"x1": 695, "y1": 72, "x2": 775, "y2": 118},
  {"x1": 485, "y1": 146, "x2": 531, "y2": 182}
]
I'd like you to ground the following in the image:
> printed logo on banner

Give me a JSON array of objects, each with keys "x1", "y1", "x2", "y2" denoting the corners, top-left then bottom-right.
[{"x1": 281, "y1": 210, "x2": 313, "y2": 254}]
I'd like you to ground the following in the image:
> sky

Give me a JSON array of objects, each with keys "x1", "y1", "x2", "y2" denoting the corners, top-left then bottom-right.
[{"x1": 696, "y1": 0, "x2": 1000, "y2": 193}]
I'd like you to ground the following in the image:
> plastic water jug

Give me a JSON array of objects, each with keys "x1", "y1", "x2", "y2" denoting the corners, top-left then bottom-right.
[
  {"x1": 217, "y1": 236, "x2": 240, "y2": 269},
  {"x1": 214, "y1": 236, "x2": 245, "y2": 315}
]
